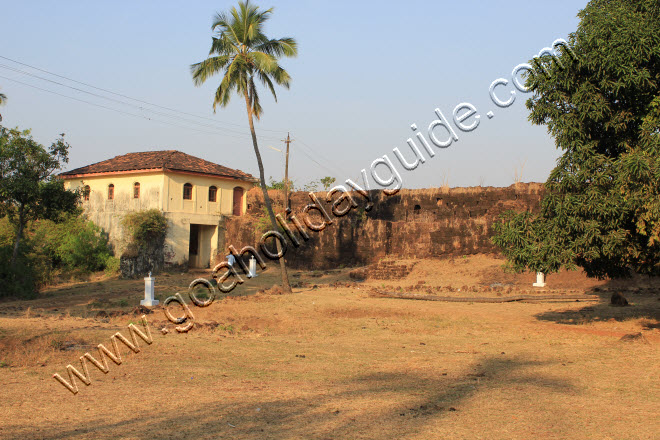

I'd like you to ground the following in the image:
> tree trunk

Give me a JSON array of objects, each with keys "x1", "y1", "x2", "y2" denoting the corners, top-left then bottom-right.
[
  {"x1": 243, "y1": 91, "x2": 292, "y2": 292},
  {"x1": 10, "y1": 207, "x2": 25, "y2": 268}
]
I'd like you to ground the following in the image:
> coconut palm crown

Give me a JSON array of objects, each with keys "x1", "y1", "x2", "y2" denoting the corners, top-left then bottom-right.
[{"x1": 191, "y1": 0, "x2": 297, "y2": 118}]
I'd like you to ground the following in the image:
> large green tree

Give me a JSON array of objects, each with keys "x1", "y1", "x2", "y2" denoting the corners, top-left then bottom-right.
[
  {"x1": 0, "y1": 127, "x2": 79, "y2": 267},
  {"x1": 493, "y1": 0, "x2": 660, "y2": 279},
  {"x1": 191, "y1": 0, "x2": 297, "y2": 291}
]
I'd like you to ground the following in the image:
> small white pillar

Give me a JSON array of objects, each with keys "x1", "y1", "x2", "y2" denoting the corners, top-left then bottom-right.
[
  {"x1": 248, "y1": 257, "x2": 258, "y2": 278},
  {"x1": 141, "y1": 272, "x2": 159, "y2": 306},
  {"x1": 533, "y1": 272, "x2": 546, "y2": 287}
]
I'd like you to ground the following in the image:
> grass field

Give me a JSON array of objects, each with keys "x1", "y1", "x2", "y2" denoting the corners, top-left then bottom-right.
[{"x1": 0, "y1": 256, "x2": 658, "y2": 439}]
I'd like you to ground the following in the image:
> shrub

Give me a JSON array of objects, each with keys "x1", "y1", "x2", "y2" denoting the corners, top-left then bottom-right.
[
  {"x1": 0, "y1": 246, "x2": 38, "y2": 299},
  {"x1": 122, "y1": 209, "x2": 168, "y2": 247},
  {"x1": 33, "y1": 215, "x2": 111, "y2": 272},
  {"x1": 104, "y1": 256, "x2": 120, "y2": 275},
  {"x1": 0, "y1": 215, "x2": 114, "y2": 298}
]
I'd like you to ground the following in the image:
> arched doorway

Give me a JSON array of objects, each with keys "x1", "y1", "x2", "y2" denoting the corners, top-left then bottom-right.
[{"x1": 233, "y1": 186, "x2": 244, "y2": 216}]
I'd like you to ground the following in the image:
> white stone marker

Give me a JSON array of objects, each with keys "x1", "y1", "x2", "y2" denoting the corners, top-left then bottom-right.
[
  {"x1": 248, "y1": 256, "x2": 258, "y2": 278},
  {"x1": 141, "y1": 272, "x2": 159, "y2": 306},
  {"x1": 533, "y1": 272, "x2": 546, "y2": 288}
]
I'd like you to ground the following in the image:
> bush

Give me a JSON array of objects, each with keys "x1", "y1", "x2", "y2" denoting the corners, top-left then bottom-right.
[
  {"x1": 34, "y1": 215, "x2": 112, "y2": 272},
  {"x1": 104, "y1": 256, "x2": 120, "y2": 275},
  {"x1": 0, "y1": 246, "x2": 38, "y2": 299},
  {"x1": 0, "y1": 215, "x2": 114, "y2": 298},
  {"x1": 122, "y1": 209, "x2": 168, "y2": 246}
]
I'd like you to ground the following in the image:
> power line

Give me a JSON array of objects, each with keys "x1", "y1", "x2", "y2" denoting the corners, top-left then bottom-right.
[
  {"x1": 0, "y1": 63, "x2": 282, "y2": 141},
  {"x1": 0, "y1": 54, "x2": 288, "y2": 135},
  {"x1": 292, "y1": 134, "x2": 347, "y2": 178},
  {"x1": 0, "y1": 74, "x2": 278, "y2": 141}
]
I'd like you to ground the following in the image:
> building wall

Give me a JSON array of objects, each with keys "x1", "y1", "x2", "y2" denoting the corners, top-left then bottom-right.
[{"x1": 63, "y1": 171, "x2": 253, "y2": 269}]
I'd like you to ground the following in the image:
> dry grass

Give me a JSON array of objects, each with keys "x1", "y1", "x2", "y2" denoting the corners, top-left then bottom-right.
[{"x1": 0, "y1": 257, "x2": 658, "y2": 439}]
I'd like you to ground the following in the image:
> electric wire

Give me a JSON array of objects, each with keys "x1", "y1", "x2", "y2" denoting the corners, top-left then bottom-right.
[
  {"x1": 0, "y1": 54, "x2": 288, "y2": 134},
  {"x1": 0, "y1": 74, "x2": 276, "y2": 140}
]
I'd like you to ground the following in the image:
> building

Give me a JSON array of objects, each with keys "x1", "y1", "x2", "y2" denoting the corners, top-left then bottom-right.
[{"x1": 60, "y1": 150, "x2": 257, "y2": 269}]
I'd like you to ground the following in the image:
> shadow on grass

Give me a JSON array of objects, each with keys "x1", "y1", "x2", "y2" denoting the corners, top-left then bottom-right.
[
  {"x1": 534, "y1": 278, "x2": 660, "y2": 327},
  {"x1": 22, "y1": 355, "x2": 574, "y2": 440}
]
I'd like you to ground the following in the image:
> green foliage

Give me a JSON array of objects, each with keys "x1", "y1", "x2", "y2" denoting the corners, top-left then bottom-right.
[
  {"x1": 302, "y1": 180, "x2": 319, "y2": 192},
  {"x1": 0, "y1": 244, "x2": 38, "y2": 299},
  {"x1": 320, "y1": 176, "x2": 336, "y2": 191},
  {"x1": 190, "y1": 0, "x2": 297, "y2": 118},
  {"x1": 493, "y1": 0, "x2": 660, "y2": 278},
  {"x1": 121, "y1": 209, "x2": 168, "y2": 247},
  {"x1": 0, "y1": 126, "x2": 79, "y2": 267},
  {"x1": 0, "y1": 215, "x2": 112, "y2": 298},
  {"x1": 300, "y1": 177, "x2": 335, "y2": 192},
  {"x1": 265, "y1": 177, "x2": 289, "y2": 190},
  {"x1": 36, "y1": 215, "x2": 112, "y2": 272},
  {"x1": 104, "y1": 256, "x2": 120, "y2": 275},
  {"x1": 255, "y1": 206, "x2": 273, "y2": 233}
]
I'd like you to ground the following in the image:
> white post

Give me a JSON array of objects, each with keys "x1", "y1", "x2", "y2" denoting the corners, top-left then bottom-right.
[
  {"x1": 141, "y1": 272, "x2": 159, "y2": 306},
  {"x1": 248, "y1": 256, "x2": 258, "y2": 278},
  {"x1": 533, "y1": 272, "x2": 546, "y2": 287}
]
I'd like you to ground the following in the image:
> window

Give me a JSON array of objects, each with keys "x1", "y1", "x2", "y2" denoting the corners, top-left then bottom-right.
[
  {"x1": 133, "y1": 182, "x2": 140, "y2": 199},
  {"x1": 183, "y1": 183, "x2": 193, "y2": 200},
  {"x1": 233, "y1": 186, "x2": 244, "y2": 216},
  {"x1": 83, "y1": 185, "x2": 90, "y2": 201},
  {"x1": 208, "y1": 186, "x2": 217, "y2": 202},
  {"x1": 108, "y1": 184, "x2": 114, "y2": 200}
]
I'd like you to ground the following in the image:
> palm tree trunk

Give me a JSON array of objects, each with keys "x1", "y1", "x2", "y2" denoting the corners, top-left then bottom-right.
[{"x1": 243, "y1": 91, "x2": 292, "y2": 292}]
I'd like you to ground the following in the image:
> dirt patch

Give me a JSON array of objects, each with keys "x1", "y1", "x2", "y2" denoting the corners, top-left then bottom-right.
[{"x1": 0, "y1": 256, "x2": 658, "y2": 439}]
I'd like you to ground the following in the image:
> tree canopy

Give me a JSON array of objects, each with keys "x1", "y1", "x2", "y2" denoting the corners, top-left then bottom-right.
[
  {"x1": 0, "y1": 126, "x2": 80, "y2": 266},
  {"x1": 493, "y1": 0, "x2": 660, "y2": 279}
]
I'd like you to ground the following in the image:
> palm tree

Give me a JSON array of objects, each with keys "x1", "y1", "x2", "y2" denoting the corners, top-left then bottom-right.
[{"x1": 191, "y1": 0, "x2": 297, "y2": 292}]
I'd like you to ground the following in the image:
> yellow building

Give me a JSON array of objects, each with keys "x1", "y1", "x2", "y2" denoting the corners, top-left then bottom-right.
[{"x1": 60, "y1": 150, "x2": 256, "y2": 269}]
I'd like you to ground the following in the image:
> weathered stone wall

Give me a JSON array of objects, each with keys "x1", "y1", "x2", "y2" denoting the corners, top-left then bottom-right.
[
  {"x1": 119, "y1": 241, "x2": 165, "y2": 279},
  {"x1": 223, "y1": 183, "x2": 544, "y2": 270}
]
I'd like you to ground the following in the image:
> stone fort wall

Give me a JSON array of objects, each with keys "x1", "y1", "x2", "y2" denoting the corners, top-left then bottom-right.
[{"x1": 222, "y1": 183, "x2": 544, "y2": 270}]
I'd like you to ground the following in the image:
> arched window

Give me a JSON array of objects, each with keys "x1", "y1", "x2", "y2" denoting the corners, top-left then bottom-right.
[
  {"x1": 108, "y1": 184, "x2": 114, "y2": 200},
  {"x1": 83, "y1": 185, "x2": 90, "y2": 201},
  {"x1": 183, "y1": 183, "x2": 193, "y2": 200},
  {"x1": 133, "y1": 182, "x2": 140, "y2": 199},
  {"x1": 208, "y1": 186, "x2": 217, "y2": 202}
]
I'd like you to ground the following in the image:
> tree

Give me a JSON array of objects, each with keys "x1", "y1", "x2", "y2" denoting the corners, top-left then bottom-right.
[
  {"x1": 302, "y1": 179, "x2": 319, "y2": 192},
  {"x1": 493, "y1": 0, "x2": 660, "y2": 279},
  {"x1": 265, "y1": 176, "x2": 287, "y2": 190},
  {"x1": 320, "y1": 176, "x2": 336, "y2": 191},
  {"x1": 191, "y1": 0, "x2": 297, "y2": 292},
  {"x1": 0, "y1": 127, "x2": 79, "y2": 267}
]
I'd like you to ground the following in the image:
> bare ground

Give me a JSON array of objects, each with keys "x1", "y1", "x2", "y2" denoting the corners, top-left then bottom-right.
[{"x1": 0, "y1": 255, "x2": 658, "y2": 440}]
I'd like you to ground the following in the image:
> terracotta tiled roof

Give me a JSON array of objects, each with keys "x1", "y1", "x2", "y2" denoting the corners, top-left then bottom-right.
[{"x1": 60, "y1": 150, "x2": 257, "y2": 182}]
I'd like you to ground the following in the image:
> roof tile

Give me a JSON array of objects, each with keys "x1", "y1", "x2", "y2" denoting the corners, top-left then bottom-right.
[{"x1": 60, "y1": 150, "x2": 257, "y2": 182}]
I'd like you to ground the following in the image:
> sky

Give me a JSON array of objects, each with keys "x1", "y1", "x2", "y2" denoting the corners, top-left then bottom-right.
[{"x1": 0, "y1": 1, "x2": 588, "y2": 189}]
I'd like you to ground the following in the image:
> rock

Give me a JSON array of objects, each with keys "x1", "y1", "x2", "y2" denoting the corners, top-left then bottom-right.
[
  {"x1": 610, "y1": 292, "x2": 629, "y2": 306},
  {"x1": 132, "y1": 305, "x2": 154, "y2": 315},
  {"x1": 619, "y1": 332, "x2": 649, "y2": 344}
]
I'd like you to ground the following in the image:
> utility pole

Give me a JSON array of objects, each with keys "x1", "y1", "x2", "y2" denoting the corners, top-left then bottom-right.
[{"x1": 282, "y1": 132, "x2": 292, "y2": 210}]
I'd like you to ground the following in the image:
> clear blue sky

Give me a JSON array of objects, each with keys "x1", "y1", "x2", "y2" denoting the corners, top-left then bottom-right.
[{"x1": 0, "y1": 0, "x2": 587, "y2": 189}]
